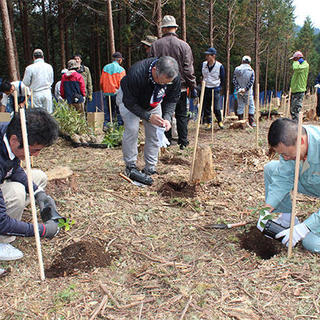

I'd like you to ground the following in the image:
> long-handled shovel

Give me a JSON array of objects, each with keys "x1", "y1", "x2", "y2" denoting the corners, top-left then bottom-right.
[{"x1": 204, "y1": 221, "x2": 248, "y2": 229}]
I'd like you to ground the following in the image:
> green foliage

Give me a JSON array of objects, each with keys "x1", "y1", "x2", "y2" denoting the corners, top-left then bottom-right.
[
  {"x1": 102, "y1": 123, "x2": 124, "y2": 148},
  {"x1": 55, "y1": 284, "x2": 77, "y2": 304},
  {"x1": 53, "y1": 101, "x2": 91, "y2": 136},
  {"x1": 58, "y1": 218, "x2": 75, "y2": 232},
  {"x1": 250, "y1": 205, "x2": 276, "y2": 228}
]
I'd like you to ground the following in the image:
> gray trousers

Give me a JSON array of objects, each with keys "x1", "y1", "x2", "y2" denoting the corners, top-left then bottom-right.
[
  {"x1": 33, "y1": 90, "x2": 53, "y2": 114},
  {"x1": 117, "y1": 88, "x2": 161, "y2": 170},
  {"x1": 0, "y1": 169, "x2": 47, "y2": 243}
]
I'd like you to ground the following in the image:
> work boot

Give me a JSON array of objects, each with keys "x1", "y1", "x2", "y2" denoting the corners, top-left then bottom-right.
[
  {"x1": 125, "y1": 165, "x2": 153, "y2": 186},
  {"x1": 0, "y1": 243, "x2": 24, "y2": 261},
  {"x1": 248, "y1": 114, "x2": 256, "y2": 127},
  {"x1": 142, "y1": 167, "x2": 158, "y2": 175},
  {"x1": 218, "y1": 121, "x2": 224, "y2": 129},
  {"x1": 238, "y1": 114, "x2": 244, "y2": 120}
]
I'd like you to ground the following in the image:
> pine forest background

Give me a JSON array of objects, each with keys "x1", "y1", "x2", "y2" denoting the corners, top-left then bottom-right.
[{"x1": 1, "y1": 0, "x2": 320, "y2": 101}]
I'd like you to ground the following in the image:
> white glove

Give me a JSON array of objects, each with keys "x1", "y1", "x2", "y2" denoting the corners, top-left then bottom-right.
[
  {"x1": 238, "y1": 88, "x2": 246, "y2": 96},
  {"x1": 156, "y1": 127, "x2": 170, "y2": 148},
  {"x1": 273, "y1": 212, "x2": 299, "y2": 228},
  {"x1": 275, "y1": 223, "x2": 310, "y2": 247},
  {"x1": 256, "y1": 210, "x2": 273, "y2": 232},
  {"x1": 314, "y1": 84, "x2": 320, "y2": 88}
]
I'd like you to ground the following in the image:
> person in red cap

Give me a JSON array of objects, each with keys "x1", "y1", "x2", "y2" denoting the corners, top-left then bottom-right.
[{"x1": 289, "y1": 51, "x2": 309, "y2": 120}]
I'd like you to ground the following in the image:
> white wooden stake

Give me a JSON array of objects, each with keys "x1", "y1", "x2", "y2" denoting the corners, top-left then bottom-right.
[
  {"x1": 255, "y1": 84, "x2": 260, "y2": 149},
  {"x1": 19, "y1": 108, "x2": 45, "y2": 280},
  {"x1": 288, "y1": 111, "x2": 303, "y2": 258},
  {"x1": 211, "y1": 89, "x2": 214, "y2": 145},
  {"x1": 108, "y1": 96, "x2": 113, "y2": 124},
  {"x1": 190, "y1": 81, "x2": 205, "y2": 181}
]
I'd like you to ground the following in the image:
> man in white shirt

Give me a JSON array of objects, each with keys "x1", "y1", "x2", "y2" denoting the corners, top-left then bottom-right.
[
  {"x1": 0, "y1": 80, "x2": 30, "y2": 112},
  {"x1": 23, "y1": 49, "x2": 54, "y2": 113}
]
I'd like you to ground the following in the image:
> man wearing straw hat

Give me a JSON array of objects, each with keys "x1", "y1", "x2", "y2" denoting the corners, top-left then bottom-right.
[
  {"x1": 0, "y1": 109, "x2": 60, "y2": 261},
  {"x1": 258, "y1": 118, "x2": 320, "y2": 252}
]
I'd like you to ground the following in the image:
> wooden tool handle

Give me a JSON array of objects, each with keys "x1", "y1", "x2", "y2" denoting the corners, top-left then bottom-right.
[
  {"x1": 228, "y1": 221, "x2": 248, "y2": 228},
  {"x1": 119, "y1": 172, "x2": 133, "y2": 184}
]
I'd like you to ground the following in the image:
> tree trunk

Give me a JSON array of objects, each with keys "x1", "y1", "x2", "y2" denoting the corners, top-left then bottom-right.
[
  {"x1": 7, "y1": 0, "x2": 20, "y2": 77},
  {"x1": 64, "y1": 26, "x2": 69, "y2": 62},
  {"x1": 225, "y1": 3, "x2": 232, "y2": 115},
  {"x1": 0, "y1": 0, "x2": 19, "y2": 80},
  {"x1": 41, "y1": 0, "x2": 50, "y2": 63},
  {"x1": 254, "y1": 0, "x2": 260, "y2": 105},
  {"x1": 106, "y1": 0, "x2": 115, "y2": 56},
  {"x1": 181, "y1": 0, "x2": 186, "y2": 41},
  {"x1": 275, "y1": 46, "x2": 279, "y2": 95},
  {"x1": 48, "y1": 1, "x2": 56, "y2": 76},
  {"x1": 19, "y1": 0, "x2": 31, "y2": 64},
  {"x1": 155, "y1": 0, "x2": 162, "y2": 38},
  {"x1": 58, "y1": 0, "x2": 66, "y2": 68},
  {"x1": 264, "y1": 45, "x2": 269, "y2": 106},
  {"x1": 209, "y1": 0, "x2": 214, "y2": 47}
]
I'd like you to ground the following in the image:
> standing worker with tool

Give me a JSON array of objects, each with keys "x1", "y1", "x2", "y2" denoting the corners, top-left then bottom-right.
[
  {"x1": 149, "y1": 15, "x2": 197, "y2": 150},
  {"x1": 201, "y1": 47, "x2": 225, "y2": 129},
  {"x1": 117, "y1": 56, "x2": 180, "y2": 185},
  {"x1": 289, "y1": 51, "x2": 309, "y2": 121},
  {"x1": 232, "y1": 55, "x2": 256, "y2": 127},
  {"x1": 257, "y1": 118, "x2": 320, "y2": 252},
  {"x1": 0, "y1": 109, "x2": 61, "y2": 261}
]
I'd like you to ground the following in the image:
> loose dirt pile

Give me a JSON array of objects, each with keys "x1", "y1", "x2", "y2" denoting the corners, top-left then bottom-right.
[
  {"x1": 239, "y1": 226, "x2": 283, "y2": 259},
  {"x1": 160, "y1": 155, "x2": 190, "y2": 166},
  {"x1": 157, "y1": 180, "x2": 197, "y2": 198},
  {"x1": 45, "y1": 240, "x2": 114, "y2": 278}
]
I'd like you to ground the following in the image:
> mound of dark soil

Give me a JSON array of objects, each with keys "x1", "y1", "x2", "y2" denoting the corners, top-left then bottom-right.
[
  {"x1": 45, "y1": 240, "x2": 114, "y2": 278},
  {"x1": 160, "y1": 155, "x2": 190, "y2": 166},
  {"x1": 157, "y1": 181, "x2": 197, "y2": 198},
  {"x1": 239, "y1": 226, "x2": 283, "y2": 259}
]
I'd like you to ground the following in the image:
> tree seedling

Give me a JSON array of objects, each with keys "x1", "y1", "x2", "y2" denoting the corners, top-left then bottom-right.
[
  {"x1": 58, "y1": 218, "x2": 75, "y2": 231},
  {"x1": 250, "y1": 205, "x2": 276, "y2": 228}
]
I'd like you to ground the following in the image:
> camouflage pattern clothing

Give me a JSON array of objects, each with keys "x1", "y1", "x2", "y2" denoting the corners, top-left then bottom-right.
[{"x1": 290, "y1": 92, "x2": 305, "y2": 120}]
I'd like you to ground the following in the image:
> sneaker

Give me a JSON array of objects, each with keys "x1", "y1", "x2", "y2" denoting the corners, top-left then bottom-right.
[
  {"x1": 0, "y1": 243, "x2": 23, "y2": 261},
  {"x1": 125, "y1": 165, "x2": 153, "y2": 186},
  {"x1": 218, "y1": 121, "x2": 224, "y2": 129},
  {"x1": 142, "y1": 167, "x2": 158, "y2": 175}
]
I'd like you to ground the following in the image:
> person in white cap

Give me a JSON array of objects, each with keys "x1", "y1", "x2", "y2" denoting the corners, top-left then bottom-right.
[
  {"x1": 149, "y1": 15, "x2": 197, "y2": 150},
  {"x1": 233, "y1": 55, "x2": 256, "y2": 127},
  {"x1": 22, "y1": 49, "x2": 54, "y2": 113},
  {"x1": 289, "y1": 51, "x2": 309, "y2": 120}
]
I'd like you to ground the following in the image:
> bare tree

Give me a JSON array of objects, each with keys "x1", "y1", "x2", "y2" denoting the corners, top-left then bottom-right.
[
  {"x1": 181, "y1": 0, "x2": 186, "y2": 41},
  {"x1": 209, "y1": 0, "x2": 216, "y2": 47},
  {"x1": 41, "y1": 0, "x2": 50, "y2": 63},
  {"x1": 106, "y1": 0, "x2": 115, "y2": 55},
  {"x1": 58, "y1": 0, "x2": 66, "y2": 68},
  {"x1": 254, "y1": 0, "x2": 260, "y2": 103},
  {"x1": 155, "y1": 0, "x2": 162, "y2": 37},
  {"x1": 0, "y1": 0, "x2": 19, "y2": 80}
]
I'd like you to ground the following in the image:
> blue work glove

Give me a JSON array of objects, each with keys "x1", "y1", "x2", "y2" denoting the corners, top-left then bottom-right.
[
  {"x1": 298, "y1": 58, "x2": 304, "y2": 64},
  {"x1": 275, "y1": 223, "x2": 310, "y2": 247}
]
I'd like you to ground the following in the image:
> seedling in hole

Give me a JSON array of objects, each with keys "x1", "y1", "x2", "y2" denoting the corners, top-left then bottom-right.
[
  {"x1": 250, "y1": 205, "x2": 276, "y2": 228},
  {"x1": 58, "y1": 218, "x2": 75, "y2": 231}
]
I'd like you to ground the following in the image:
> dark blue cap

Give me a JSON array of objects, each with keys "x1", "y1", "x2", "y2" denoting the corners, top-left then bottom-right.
[{"x1": 204, "y1": 47, "x2": 217, "y2": 55}]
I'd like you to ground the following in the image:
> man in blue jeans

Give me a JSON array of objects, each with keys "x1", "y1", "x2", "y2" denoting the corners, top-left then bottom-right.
[{"x1": 261, "y1": 118, "x2": 320, "y2": 252}]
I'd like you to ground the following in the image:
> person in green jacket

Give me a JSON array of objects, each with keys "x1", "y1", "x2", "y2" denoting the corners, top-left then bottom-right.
[{"x1": 289, "y1": 51, "x2": 309, "y2": 120}]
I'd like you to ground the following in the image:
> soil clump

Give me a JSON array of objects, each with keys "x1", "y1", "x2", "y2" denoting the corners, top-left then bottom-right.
[
  {"x1": 157, "y1": 181, "x2": 197, "y2": 198},
  {"x1": 160, "y1": 155, "x2": 190, "y2": 166},
  {"x1": 239, "y1": 226, "x2": 283, "y2": 259},
  {"x1": 45, "y1": 240, "x2": 114, "y2": 278}
]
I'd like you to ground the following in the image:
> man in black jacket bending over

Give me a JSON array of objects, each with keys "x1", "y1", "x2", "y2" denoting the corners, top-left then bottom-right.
[
  {"x1": 0, "y1": 108, "x2": 60, "y2": 262},
  {"x1": 117, "y1": 56, "x2": 180, "y2": 185}
]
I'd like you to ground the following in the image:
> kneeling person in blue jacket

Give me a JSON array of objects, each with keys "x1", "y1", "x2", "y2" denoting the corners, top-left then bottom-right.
[
  {"x1": 0, "y1": 108, "x2": 60, "y2": 261},
  {"x1": 261, "y1": 118, "x2": 320, "y2": 252}
]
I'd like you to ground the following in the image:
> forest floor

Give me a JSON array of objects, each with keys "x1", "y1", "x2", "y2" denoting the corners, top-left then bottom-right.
[{"x1": 1, "y1": 103, "x2": 320, "y2": 320}]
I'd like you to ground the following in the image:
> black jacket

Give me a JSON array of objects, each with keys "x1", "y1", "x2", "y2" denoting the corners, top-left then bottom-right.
[{"x1": 120, "y1": 58, "x2": 181, "y2": 121}]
